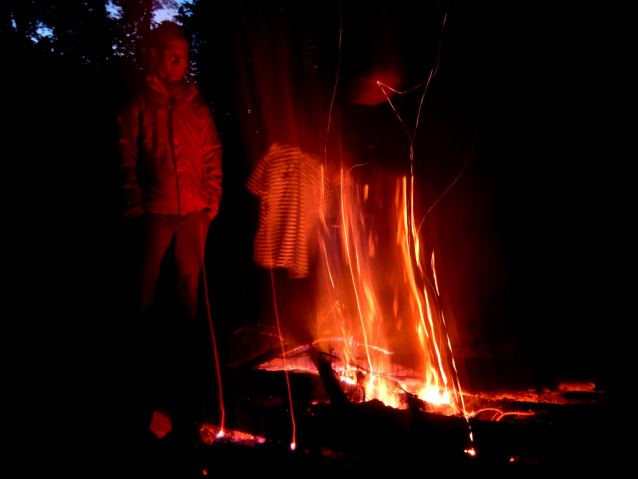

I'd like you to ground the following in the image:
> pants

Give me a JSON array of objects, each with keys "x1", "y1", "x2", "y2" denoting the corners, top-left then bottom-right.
[{"x1": 140, "y1": 210, "x2": 211, "y2": 320}]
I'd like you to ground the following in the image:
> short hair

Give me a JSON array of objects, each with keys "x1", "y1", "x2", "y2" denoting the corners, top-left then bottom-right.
[{"x1": 151, "y1": 21, "x2": 189, "y2": 52}]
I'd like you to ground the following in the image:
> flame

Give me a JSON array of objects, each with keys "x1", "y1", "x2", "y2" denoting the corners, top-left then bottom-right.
[{"x1": 311, "y1": 168, "x2": 466, "y2": 414}]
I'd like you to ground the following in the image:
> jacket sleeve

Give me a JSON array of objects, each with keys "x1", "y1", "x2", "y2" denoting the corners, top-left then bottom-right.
[
  {"x1": 202, "y1": 110, "x2": 223, "y2": 220},
  {"x1": 116, "y1": 99, "x2": 145, "y2": 218}
]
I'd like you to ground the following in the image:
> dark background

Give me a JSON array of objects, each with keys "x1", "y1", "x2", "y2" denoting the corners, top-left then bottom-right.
[{"x1": 2, "y1": 0, "x2": 618, "y2": 454}]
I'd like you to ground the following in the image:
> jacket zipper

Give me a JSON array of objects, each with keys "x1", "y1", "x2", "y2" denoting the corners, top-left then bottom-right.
[{"x1": 168, "y1": 96, "x2": 181, "y2": 215}]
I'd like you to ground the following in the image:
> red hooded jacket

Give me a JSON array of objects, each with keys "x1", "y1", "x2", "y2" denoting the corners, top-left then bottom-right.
[{"x1": 118, "y1": 76, "x2": 222, "y2": 220}]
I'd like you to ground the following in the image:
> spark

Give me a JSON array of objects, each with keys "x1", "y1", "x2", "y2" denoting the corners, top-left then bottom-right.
[
  {"x1": 417, "y1": 95, "x2": 486, "y2": 233},
  {"x1": 468, "y1": 408, "x2": 504, "y2": 419},
  {"x1": 373, "y1": 2, "x2": 478, "y2": 445},
  {"x1": 341, "y1": 168, "x2": 374, "y2": 375},
  {"x1": 269, "y1": 266, "x2": 297, "y2": 448},
  {"x1": 496, "y1": 411, "x2": 536, "y2": 422},
  {"x1": 376, "y1": 1, "x2": 449, "y2": 171},
  {"x1": 201, "y1": 222, "x2": 225, "y2": 431},
  {"x1": 324, "y1": 0, "x2": 342, "y2": 166},
  {"x1": 431, "y1": 252, "x2": 440, "y2": 296},
  {"x1": 279, "y1": 1, "x2": 477, "y2": 431}
]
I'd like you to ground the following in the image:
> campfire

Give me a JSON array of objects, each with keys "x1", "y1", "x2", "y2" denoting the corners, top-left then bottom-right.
[
  {"x1": 196, "y1": 167, "x2": 609, "y2": 471},
  {"x1": 258, "y1": 172, "x2": 470, "y2": 415}
]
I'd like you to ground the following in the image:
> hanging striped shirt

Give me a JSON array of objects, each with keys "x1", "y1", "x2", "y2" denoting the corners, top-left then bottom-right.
[{"x1": 247, "y1": 143, "x2": 336, "y2": 278}]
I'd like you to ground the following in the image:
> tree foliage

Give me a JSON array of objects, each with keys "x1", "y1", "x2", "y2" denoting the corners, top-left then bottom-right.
[{"x1": 2, "y1": 0, "x2": 175, "y2": 83}]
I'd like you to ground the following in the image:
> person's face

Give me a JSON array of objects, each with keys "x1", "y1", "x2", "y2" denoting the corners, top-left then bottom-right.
[{"x1": 157, "y1": 37, "x2": 189, "y2": 83}]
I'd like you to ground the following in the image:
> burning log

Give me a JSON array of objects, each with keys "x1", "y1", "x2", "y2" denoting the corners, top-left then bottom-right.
[
  {"x1": 308, "y1": 346, "x2": 350, "y2": 411},
  {"x1": 211, "y1": 340, "x2": 615, "y2": 471}
]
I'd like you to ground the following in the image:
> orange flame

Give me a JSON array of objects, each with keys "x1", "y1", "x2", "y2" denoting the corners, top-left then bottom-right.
[{"x1": 312, "y1": 169, "x2": 467, "y2": 414}]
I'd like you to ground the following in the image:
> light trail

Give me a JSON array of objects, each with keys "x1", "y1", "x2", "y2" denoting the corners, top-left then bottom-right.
[
  {"x1": 324, "y1": 0, "x2": 342, "y2": 167},
  {"x1": 341, "y1": 168, "x2": 374, "y2": 375},
  {"x1": 417, "y1": 95, "x2": 486, "y2": 234},
  {"x1": 201, "y1": 221, "x2": 225, "y2": 432},
  {"x1": 373, "y1": 3, "x2": 477, "y2": 444},
  {"x1": 376, "y1": 1, "x2": 450, "y2": 172},
  {"x1": 269, "y1": 266, "x2": 297, "y2": 450}
]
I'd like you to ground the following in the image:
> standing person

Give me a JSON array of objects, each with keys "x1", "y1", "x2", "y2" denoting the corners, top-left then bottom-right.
[{"x1": 117, "y1": 21, "x2": 222, "y2": 323}]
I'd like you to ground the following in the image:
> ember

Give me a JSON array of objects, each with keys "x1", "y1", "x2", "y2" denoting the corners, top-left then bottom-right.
[{"x1": 200, "y1": 424, "x2": 266, "y2": 447}]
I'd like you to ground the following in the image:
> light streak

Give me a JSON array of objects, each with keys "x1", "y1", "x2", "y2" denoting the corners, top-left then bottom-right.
[
  {"x1": 410, "y1": 182, "x2": 452, "y2": 396},
  {"x1": 424, "y1": 285, "x2": 447, "y2": 386},
  {"x1": 269, "y1": 266, "x2": 297, "y2": 448},
  {"x1": 417, "y1": 95, "x2": 486, "y2": 233},
  {"x1": 201, "y1": 221, "x2": 225, "y2": 432},
  {"x1": 431, "y1": 252, "x2": 440, "y2": 296},
  {"x1": 496, "y1": 411, "x2": 536, "y2": 422},
  {"x1": 376, "y1": 2, "x2": 449, "y2": 172},
  {"x1": 468, "y1": 408, "x2": 503, "y2": 418},
  {"x1": 269, "y1": 2, "x2": 479, "y2": 431},
  {"x1": 312, "y1": 337, "x2": 393, "y2": 355},
  {"x1": 324, "y1": 0, "x2": 342, "y2": 166},
  {"x1": 262, "y1": 173, "x2": 297, "y2": 448},
  {"x1": 374, "y1": 3, "x2": 476, "y2": 446},
  {"x1": 341, "y1": 168, "x2": 374, "y2": 375}
]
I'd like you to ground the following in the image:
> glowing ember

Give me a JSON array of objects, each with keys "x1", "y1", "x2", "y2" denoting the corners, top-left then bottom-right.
[
  {"x1": 199, "y1": 424, "x2": 266, "y2": 447},
  {"x1": 418, "y1": 386, "x2": 450, "y2": 406}
]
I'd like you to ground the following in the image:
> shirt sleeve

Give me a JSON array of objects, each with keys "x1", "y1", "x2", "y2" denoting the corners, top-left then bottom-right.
[{"x1": 246, "y1": 145, "x2": 275, "y2": 198}]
